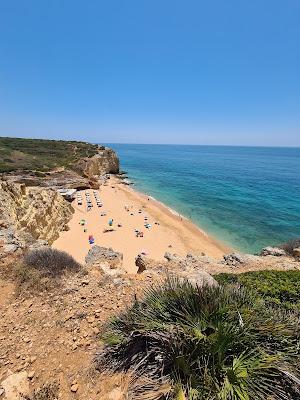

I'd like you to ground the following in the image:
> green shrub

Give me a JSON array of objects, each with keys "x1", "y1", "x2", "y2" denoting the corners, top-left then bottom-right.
[
  {"x1": 96, "y1": 278, "x2": 300, "y2": 399},
  {"x1": 215, "y1": 270, "x2": 300, "y2": 311},
  {"x1": 0, "y1": 137, "x2": 99, "y2": 172}
]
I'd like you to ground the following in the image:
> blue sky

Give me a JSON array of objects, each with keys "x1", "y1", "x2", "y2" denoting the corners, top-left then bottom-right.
[{"x1": 0, "y1": 0, "x2": 299, "y2": 146}]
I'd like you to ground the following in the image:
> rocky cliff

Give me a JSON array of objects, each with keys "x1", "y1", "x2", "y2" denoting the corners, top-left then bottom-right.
[
  {"x1": 0, "y1": 142, "x2": 120, "y2": 258},
  {"x1": 73, "y1": 147, "x2": 119, "y2": 179},
  {"x1": 0, "y1": 144, "x2": 120, "y2": 189},
  {"x1": 0, "y1": 180, "x2": 73, "y2": 256}
]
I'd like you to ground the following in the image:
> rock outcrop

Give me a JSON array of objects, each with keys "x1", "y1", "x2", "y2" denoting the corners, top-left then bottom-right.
[
  {"x1": 1, "y1": 146, "x2": 120, "y2": 190},
  {"x1": 260, "y1": 247, "x2": 286, "y2": 257},
  {"x1": 85, "y1": 246, "x2": 125, "y2": 277},
  {"x1": 293, "y1": 248, "x2": 300, "y2": 257},
  {"x1": 135, "y1": 254, "x2": 148, "y2": 273},
  {"x1": 0, "y1": 371, "x2": 30, "y2": 400},
  {"x1": 142, "y1": 252, "x2": 218, "y2": 287},
  {"x1": 222, "y1": 252, "x2": 259, "y2": 267},
  {"x1": 74, "y1": 147, "x2": 119, "y2": 180},
  {"x1": 2, "y1": 169, "x2": 96, "y2": 190},
  {"x1": 0, "y1": 180, "x2": 72, "y2": 255}
]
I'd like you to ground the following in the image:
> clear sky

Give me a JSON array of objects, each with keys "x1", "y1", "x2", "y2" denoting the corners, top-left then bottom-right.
[{"x1": 0, "y1": 0, "x2": 299, "y2": 146}]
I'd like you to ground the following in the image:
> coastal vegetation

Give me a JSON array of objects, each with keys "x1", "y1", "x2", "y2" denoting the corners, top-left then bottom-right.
[
  {"x1": 15, "y1": 248, "x2": 82, "y2": 293},
  {"x1": 0, "y1": 136, "x2": 99, "y2": 172},
  {"x1": 97, "y1": 278, "x2": 300, "y2": 399},
  {"x1": 23, "y1": 248, "x2": 81, "y2": 277},
  {"x1": 215, "y1": 270, "x2": 300, "y2": 312},
  {"x1": 279, "y1": 238, "x2": 300, "y2": 257}
]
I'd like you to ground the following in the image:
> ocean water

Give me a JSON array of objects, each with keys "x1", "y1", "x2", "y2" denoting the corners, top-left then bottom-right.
[{"x1": 106, "y1": 144, "x2": 300, "y2": 254}]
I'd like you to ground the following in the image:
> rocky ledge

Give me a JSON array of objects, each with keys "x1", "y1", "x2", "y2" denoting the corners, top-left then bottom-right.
[{"x1": 1, "y1": 146, "x2": 120, "y2": 190}]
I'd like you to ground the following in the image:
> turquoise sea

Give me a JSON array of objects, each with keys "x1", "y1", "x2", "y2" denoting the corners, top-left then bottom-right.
[{"x1": 106, "y1": 144, "x2": 300, "y2": 254}]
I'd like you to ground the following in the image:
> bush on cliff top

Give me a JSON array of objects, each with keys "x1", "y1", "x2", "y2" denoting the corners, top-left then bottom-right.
[
  {"x1": 23, "y1": 247, "x2": 81, "y2": 277},
  {"x1": 0, "y1": 136, "x2": 99, "y2": 172},
  {"x1": 15, "y1": 248, "x2": 81, "y2": 294},
  {"x1": 215, "y1": 270, "x2": 300, "y2": 312},
  {"x1": 96, "y1": 278, "x2": 300, "y2": 400},
  {"x1": 279, "y1": 238, "x2": 300, "y2": 256}
]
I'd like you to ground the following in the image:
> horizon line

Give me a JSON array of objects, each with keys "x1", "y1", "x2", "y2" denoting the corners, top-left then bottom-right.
[
  {"x1": 102, "y1": 142, "x2": 300, "y2": 149},
  {"x1": 1, "y1": 136, "x2": 299, "y2": 149}
]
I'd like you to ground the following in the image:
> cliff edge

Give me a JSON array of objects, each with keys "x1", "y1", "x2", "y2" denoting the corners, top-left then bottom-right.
[
  {"x1": 0, "y1": 180, "x2": 73, "y2": 257},
  {"x1": 0, "y1": 138, "x2": 120, "y2": 257},
  {"x1": 0, "y1": 138, "x2": 119, "y2": 189},
  {"x1": 73, "y1": 147, "x2": 119, "y2": 178}
]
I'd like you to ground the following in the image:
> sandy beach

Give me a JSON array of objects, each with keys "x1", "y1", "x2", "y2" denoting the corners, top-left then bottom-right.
[{"x1": 53, "y1": 177, "x2": 230, "y2": 272}]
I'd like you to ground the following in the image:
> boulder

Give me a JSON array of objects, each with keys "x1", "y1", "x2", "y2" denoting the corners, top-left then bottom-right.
[
  {"x1": 185, "y1": 253, "x2": 216, "y2": 266},
  {"x1": 98, "y1": 262, "x2": 124, "y2": 277},
  {"x1": 3, "y1": 243, "x2": 19, "y2": 254},
  {"x1": 223, "y1": 252, "x2": 247, "y2": 267},
  {"x1": 179, "y1": 269, "x2": 218, "y2": 288},
  {"x1": 0, "y1": 371, "x2": 29, "y2": 400},
  {"x1": 260, "y1": 247, "x2": 286, "y2": 257},
  {"x1": 293, "y1": 247, "x2": 300, "y2": 257},
  {"x1": 135, "y1": 254, "x2": 147, "y2": 273},
  {"x1": 164, "y1": 252, "x2": 181, "y2": 262},
  {"x1": 108, "y1": 388, "x2": 124, "y2": 400},
  {"x1": 85, "y1": 246, "x2": 123, "y2": 267},
  {"x1": 222, "y1": 252, "x2": 260, "y2": 267},
  {"x1": 85, "y1": 246, "x2": 125, "y2": 278}
]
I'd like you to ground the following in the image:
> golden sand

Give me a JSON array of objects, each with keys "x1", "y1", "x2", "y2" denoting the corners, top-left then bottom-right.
[{"x1": 53, "y1": 177, "x2": 229, "y2": 272}]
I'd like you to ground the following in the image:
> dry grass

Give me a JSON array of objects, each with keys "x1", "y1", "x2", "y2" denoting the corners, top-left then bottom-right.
[
  {"x1": 23, "y1": 248, "x2": 81, "y2": 277},
  {"x1": 14, "y1": 263, "x2": 55, "y2": 295},
  {"x1": 95, "y1": 372, "x2": 171, "y2": 400},
  {"x1": 280, "y1": 238, "x2": 300, "y2": 256},
  {"x1": 24, "y1": 382, "x2": 59, "y2": 400},
  {"x1": 14, "y1": 248, "x2": 81, "y2": 295}
]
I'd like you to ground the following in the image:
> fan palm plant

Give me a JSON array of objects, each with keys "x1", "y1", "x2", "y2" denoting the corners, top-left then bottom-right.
[{"x1": 96, "y1": 278, "x2": 300, "y2": 399}]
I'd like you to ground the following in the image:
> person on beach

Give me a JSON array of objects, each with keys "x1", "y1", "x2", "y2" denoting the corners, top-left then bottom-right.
[{"x1": 108, "y1": 218, "x2": 113, "y2": 227}]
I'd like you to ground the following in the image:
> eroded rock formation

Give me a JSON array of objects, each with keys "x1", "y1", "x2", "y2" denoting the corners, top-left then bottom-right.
[
  {"x1": 85, "y1": 245, "x2": 125, "y2": 277},
  {"x1": 74, "y1": 147, "x2": 119, "y2": 179},
  {"x1": 1, "y1": 146, "x2": 120, "y2": 190},
  {"x1": 0, "y1": 180, "x2": 72, "y2": 256}
]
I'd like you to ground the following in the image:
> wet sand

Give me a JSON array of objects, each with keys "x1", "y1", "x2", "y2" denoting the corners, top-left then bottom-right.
[{"x1": 53, "y1": 177, "x2": 230, "y2": 272}]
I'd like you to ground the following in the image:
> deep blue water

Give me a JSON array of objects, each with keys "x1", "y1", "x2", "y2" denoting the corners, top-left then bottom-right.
[{"x1": 106, "y1": 144, "x2": 300, "y2": 254}]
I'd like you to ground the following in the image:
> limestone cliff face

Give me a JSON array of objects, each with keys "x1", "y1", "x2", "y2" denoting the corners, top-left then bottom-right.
[
  {"x1": 74, "y1": 147, "x2": 119, "y2": 179},
  {"x1": 0, "y1": 180, "x2": 73, "y2": 247},
  {"x1": 1, "y1": 146, "x2": 120, "y2": 190}
]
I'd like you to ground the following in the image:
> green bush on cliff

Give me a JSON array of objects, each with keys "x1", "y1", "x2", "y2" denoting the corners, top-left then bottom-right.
[
  {"x1": 96, "y1": 278, "x2": 300, "y2": 399},
  {"x1": 0, "y1": 136, "x2": 99, "y2": 172},
  {"x1": 215, "y1": 270, "x2": 300, "y2": 312}
]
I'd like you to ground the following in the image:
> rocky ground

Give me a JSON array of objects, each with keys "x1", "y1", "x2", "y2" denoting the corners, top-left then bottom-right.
[
  {"x1": 1, "y1": 245, "x2": 300, "y2": 400},
  {"x1": 0, "y1": 255, "x2": 149, "y2": 399}
]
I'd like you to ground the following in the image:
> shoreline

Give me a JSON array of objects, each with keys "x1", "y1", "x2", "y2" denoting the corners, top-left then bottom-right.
[
  {"x1": 53, "y1": 175, "x2": 231, "y2": 272},
  {"x1": 122, "y1": 181, "x2": 228, "y2": 251}
]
